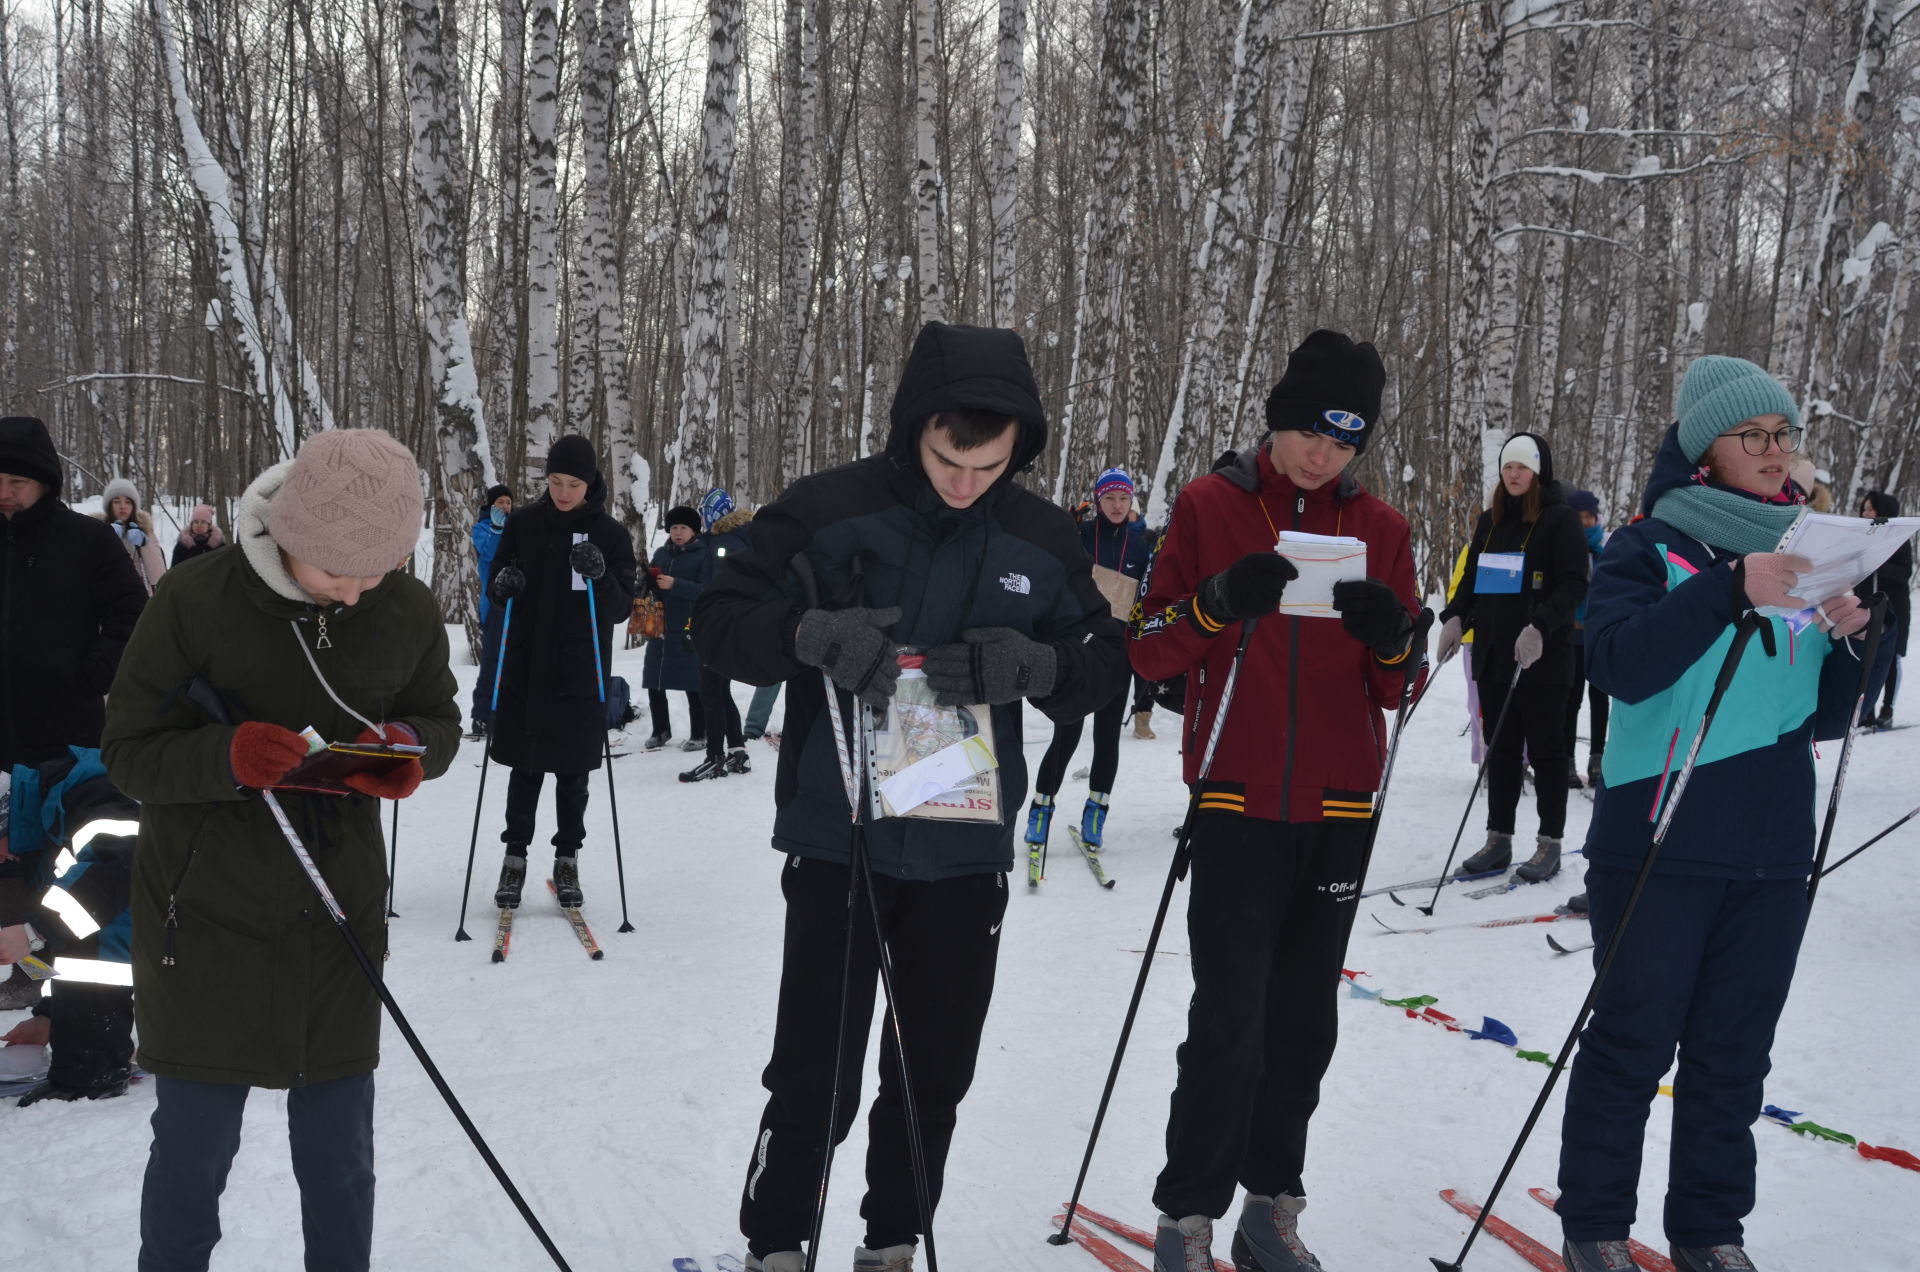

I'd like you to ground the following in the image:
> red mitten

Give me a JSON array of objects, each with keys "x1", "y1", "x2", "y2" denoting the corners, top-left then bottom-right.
[
  {"x1": 342, "y1": 724, "x2": 424, "y2": 800},
  {"x1": 230, "y1": 722, "x2": 313, "y2": 789}
]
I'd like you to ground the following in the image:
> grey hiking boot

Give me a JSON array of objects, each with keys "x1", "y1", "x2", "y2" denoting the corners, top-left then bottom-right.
[
  {"x1": 1231, "y1": 1193, "x2": 1323, "y2": 1270},
  {"x1": 745, "y1": 1255, "x2": 805, "y2": 1272},
  {"x1": 1155, "y1": 1215, "x2": 1215, "y2": 1272},
  {"x1": 1516, "y1": 834, "x2": 1562, "y2": 883},
  {"x1": 552, "y1": 857, "x2": 583, "y2": 908},
  {"x1": 851, "y1": 1244, "x2": 915, "y2": 1271},
  {"x1": 493, "y1": 851, "x2": 527, "y2": 908},
  {"x1": 1563, "y1": 1240, "x2": 1636, "y2": 1271},
  {"x1": 1670, "y1": 1245, "x2": 1758, "y2": 1271},
  {"x1": 1456, "y1": 832, "x2": 1513, "y2": 877}
]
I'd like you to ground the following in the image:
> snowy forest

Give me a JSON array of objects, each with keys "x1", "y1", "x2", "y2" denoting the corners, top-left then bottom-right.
[{"x1": 2, "y1": 0, "x2": 1917, "y2": 627}]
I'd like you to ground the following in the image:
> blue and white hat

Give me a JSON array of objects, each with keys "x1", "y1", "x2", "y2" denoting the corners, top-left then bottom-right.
[
  {"x1": 1093, "y1": 468, "x2": 1134, "y2": 500},
  {"x1": 699, "y1": 487, "x2": 735, "y2": 530}
]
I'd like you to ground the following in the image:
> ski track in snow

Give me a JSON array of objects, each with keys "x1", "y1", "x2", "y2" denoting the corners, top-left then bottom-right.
[{"x1": 4, "y1": 635, "x2": 1916, "y2": 1269}]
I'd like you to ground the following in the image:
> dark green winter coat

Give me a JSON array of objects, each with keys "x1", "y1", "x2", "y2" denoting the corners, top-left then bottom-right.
[{"x1": 104, "y1": 461, "x2": 460, "y2": 1088}]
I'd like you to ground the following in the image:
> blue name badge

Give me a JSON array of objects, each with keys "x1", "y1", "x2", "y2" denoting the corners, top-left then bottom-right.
[{"x1": 1475, "y1": 551, "x2": 1525, "y2": 595}]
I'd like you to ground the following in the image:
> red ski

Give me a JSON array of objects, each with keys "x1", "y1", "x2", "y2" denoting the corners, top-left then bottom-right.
[
  {"x1": 1060, "y1": 1203, "x2": 1233, "y2": 1272},
  {"x1": 1527, "y1": 1188, "x2": 1674, "y2": 1272},
  {"x1": 1438, "y1": 1189, "x2": 1565, "y2": 1271},
  {"x1": 1050, "y1": 1213, "x2": 1150, "y2": 1272}
]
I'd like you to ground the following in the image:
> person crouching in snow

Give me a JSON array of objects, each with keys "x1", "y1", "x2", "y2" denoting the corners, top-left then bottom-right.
[
  {"x1": 1554, "y1": 357, "x2": 1880, "y2": 1272},
  {"x1": 1130, "y1": 329, "x2": 1426, "y2": 1272},
  {"x1": 484, "y1": 435, "x2": 636, "y2": 910},
  {"x1": 102, "y1": 428, "x2": 461, "y2": 1272}
]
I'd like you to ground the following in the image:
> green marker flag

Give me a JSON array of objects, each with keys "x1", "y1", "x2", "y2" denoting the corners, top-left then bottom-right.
[
  {"x1": 1787, "y1": 1120, "x2": 1857, "y2": 1146},
  {"x1": 1516, "y1": 1049, "x2": 1554, "y2": 1066},
  {"x1": 1381, "y1": 993, "x2": 1439, "y2": 1009}
]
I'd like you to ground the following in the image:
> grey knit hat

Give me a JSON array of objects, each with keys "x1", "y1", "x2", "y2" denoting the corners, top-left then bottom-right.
[
  {"x1": 267, "y1": 429, "x2": 424, "y2": 576},
  {"x1": 103, "y1": 477, "x2": 141, "y2": 508},
  {"x1": 1675, "y1": 356, "x2": 1799, "y2": 463}
]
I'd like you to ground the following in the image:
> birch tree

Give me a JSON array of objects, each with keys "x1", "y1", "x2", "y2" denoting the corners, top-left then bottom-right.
[
  {"x1": 570, "y1": 0, "x2": 634, "y2": 490},
  {"x1": 986, "y1": 0, "x2": 1027, "y2": 328},
  {"x1": 776, "y1": 0, "x2": 820, "y2": 484},
  {"x1": 522, "y1": 0, "x2": 562, "y2": 478},
  {"x1": 910, "y1": 0, "x2": 947, "y2": 325}
]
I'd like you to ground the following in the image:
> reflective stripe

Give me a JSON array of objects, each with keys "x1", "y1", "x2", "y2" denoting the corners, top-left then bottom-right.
[
  {"x1": 71, "y1": 818, "x2": 142, "y2": 855},
  {"x1": 50, "y1": 956, "x2": 134, "y2": 987},
  {"x1": 41, "y1": 885, "x2": 101, "y2": 938},
  {"x1": 54, "y1": 848, "x2": 77, "y2": 874}
]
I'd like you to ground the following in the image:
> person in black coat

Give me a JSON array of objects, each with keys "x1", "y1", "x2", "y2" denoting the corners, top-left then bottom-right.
[
  {"x1": 1436, "y1": 431, "x2": 1589, "y2": 884},
  {"x1": 1857, "y1": 490, "x2": 1912, "y2": 727},
  {"x1": 693, "y1": 320, "x2": 1128, "y2": 1268},
  {"x1": 484, "y1": 435, "x2": 636, "y2": 909},
  {"x1": 170, "y1": 503, "x2": 227, "y2": 567},
  {"x1": 640, "y1": 505, "x2": 710, "y2": 751},
  {"x1": 682, "y1": 502, "x2": 753, "y2": 781}
]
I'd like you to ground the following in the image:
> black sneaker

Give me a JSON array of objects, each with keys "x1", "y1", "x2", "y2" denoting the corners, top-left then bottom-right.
[
  {"x1": 552, "y1": 857, "x2": 583, "y2": 908},
  {"x1": 724, "y1": 748, "x2": 751, "y2": 774},
  {"x1": 643, "y1": 731, "x2": 671, "y2": 752},
  {"x1": 494, "y1": 852, "x2": 527, "y2": 908},
  {"x1": 679, "y1": 755, "x2": 729, "y2": 782}
]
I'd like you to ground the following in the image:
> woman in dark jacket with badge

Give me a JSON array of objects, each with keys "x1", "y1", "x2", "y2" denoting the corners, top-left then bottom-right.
[
  {"x1": 1436, "y1": 432, "x2": 1590, "y2": 883},
  {"x1": 485, "y1": 435, "x2": 636, "y2": 910},
  {"x1": 640, "y1": 504, "x2": 710, "y2": 751},
  {"x1": 103, "y1": 429, "x2": 461, "y2": 1272}
]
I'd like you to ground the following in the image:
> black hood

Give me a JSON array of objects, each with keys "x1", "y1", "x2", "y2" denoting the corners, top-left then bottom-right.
[
  {"x1": 884, "y1": 321, "x2": 1048, "y2": 475},
  {"x1": 1503, "y1": 431, "x2": 1556, "y2": 488},
  {"x1": 1865, "y1": 490, "x2": 1903, "y2": 520},
  {"x1": 0, "y1": 415, "x2": 63, "y2": 492}
]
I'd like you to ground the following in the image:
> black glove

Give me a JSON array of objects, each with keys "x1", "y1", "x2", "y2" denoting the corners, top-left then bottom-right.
[
  {"x1": 490, "y1": 565, "x2": 526, "y2": 602},
  {"x1": 1197, "y1": 552, "x2": 1297, "y2": 624},
  {"x1": 794, "y1": 606, "x2": 903, "y2": 709},
  {"x1": 1332, "y1": 578, "x2": 1414, "y2": 659},
  {"x1": 922, "y1": 628, "x2": 1060, "y2": 706},
  {"x1": 569, "y1": 541, "x2": 606, "y2": 580}
]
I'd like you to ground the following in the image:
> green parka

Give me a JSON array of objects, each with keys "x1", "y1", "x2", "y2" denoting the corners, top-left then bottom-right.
[{"x1": 105, "y1": 461, "x2": 460, "y2": 1088}]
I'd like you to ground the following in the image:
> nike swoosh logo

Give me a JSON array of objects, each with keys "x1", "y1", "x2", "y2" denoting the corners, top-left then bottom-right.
[{"x1": 989, "y1": 921, "x2": 1003, "y2": 936}]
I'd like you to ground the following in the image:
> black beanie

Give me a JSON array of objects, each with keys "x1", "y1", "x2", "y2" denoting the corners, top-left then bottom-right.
[
  {"x1": 1263, "y1": 330, "x2": 1387, "y2": 454},
  {"x1": 480, "y1": 483, "x2": 513, "y2": 513},
  {"x1": 544, "y1": 435, "x2": 599, "y2": 484},
  {"x1": 0, "y1": 415, "x2": 63, "y2": 489},
  {"x1": 664, "y1": 505, "x2": 702, "y2": 533}
]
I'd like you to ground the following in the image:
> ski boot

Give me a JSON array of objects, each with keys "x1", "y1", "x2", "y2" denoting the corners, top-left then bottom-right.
[
  {"x1": 745, "y1": 1254, "x2": 805, "y2": 1272},
  {"x1": 1564, "y1": 891, "x2": 1589, "y2": 915},
  {"x1": 642, "y1": 731, "x2": 671, "y2": 752},
  {"x1": 1081, "y1": 792, "x2": 1111, "y2": 848},
  {"x1": 467, "y1": 718, "x2": 490, "y2": 741},
  {"x1": 680, "y1": 736, "x2": 706, "y2": 752},
  {"x1": 852, "y1": 1244, "x2": 916, "y2": 1271},
  {"x1": 552, "y1": 856, "x2": 583, "y2": 908},
  {"x1": 1455, "y1": 831, "x2": 1512, "y2": 877},
  {"x1": 1133, "y1": 710, "x2": 1156, "y2": 740},
  {"x1": 680, "y1": 754, "x2": 729, "y2": 782},
  {"x1": 1566, "y1": 758, "x2": 1584, "y2": 790},
  {"x1": 1153, "y1": 1214, "x2": 1215, "y2": 1272},
  {"x1": 1563, "y1": 1241, "x2": 1636, "y2": 1272},
  {"x1": 1231, "y1": 1193, "x2": 1324, "y2": 1270},
  {"x1": 494, "y1": 850, "x2": 528, "y2": 908},
  {"x1": 1515, "y1": 833, "x2": 1562, "y2": 883},
  {"x1": 724, "y1": 747, "x2": 752, "y2": 774},
  {"x1": 16, "y1": 1068, "x2": 131, "y2": 1108},
  {"x1": 1873, "y1": 705, "x2": 1895, "y2": 730},
  {"x1": 1024, "y1": 795, "x2": 1054, "y2": 887},
  {"x1": 1587, "y1": 753, "x2": 1604, "y2": 789},
  {"x1": 1669, "y1": 1246, "x2": 1758, "y2": 1272}
]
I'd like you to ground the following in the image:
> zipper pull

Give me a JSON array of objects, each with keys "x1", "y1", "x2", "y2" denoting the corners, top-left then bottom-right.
[
  {"x1": 316, "y1": 612, "x2": 332, "y2": 651},
  {"x1": 163, "y1": 901, "x2": 179, "y2": 966},
  {"x1": 1296, "y1": 496, "x2": 1305, "y2": 515}
]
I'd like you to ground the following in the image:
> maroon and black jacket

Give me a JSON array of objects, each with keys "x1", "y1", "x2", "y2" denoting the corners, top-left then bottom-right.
[{"x1": 1129, "y1": 442, "x2": 1425, "y2": 823}]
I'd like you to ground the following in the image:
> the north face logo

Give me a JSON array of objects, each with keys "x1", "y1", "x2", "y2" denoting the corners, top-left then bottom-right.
[{"x1": 1000, "y1": 573, "x2": 1031, "y2": 595}]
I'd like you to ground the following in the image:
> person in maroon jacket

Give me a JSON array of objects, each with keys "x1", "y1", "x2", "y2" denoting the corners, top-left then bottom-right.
[{"x1": 1132, "y1": 330, "x2": 1427, "y2": 1272}]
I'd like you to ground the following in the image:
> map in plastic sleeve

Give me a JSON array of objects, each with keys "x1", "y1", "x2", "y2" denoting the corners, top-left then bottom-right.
[{"x1": 871, "y1": 651, "x2": 1001, "y2": 822}]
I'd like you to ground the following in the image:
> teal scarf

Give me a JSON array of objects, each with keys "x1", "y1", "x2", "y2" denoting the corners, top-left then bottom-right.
[{"x1": 1651, "y1": 484, "x2": 1803, "y2": 556}]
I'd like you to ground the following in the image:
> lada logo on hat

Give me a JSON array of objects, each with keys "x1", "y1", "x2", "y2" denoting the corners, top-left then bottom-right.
[{"x1": 1321, "y1": 409, "x2": 1368, "y2": 432}]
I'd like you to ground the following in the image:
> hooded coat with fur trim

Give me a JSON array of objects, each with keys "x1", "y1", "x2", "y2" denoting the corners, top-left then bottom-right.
[
  {"x1": 103, "y1": 460, "x2": 461, "y2": 1088},
  {"x1": 97, "y1": 488, "x2": 168, "y2": 594}
]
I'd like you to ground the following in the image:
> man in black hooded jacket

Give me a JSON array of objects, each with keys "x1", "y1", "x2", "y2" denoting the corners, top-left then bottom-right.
[{"x1": 693, "y1": 321, "x2": 1128, "y2": 1270}]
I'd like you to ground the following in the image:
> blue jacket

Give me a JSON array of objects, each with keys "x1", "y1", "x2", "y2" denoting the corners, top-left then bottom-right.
[
  {"x1": 472, "y1": 515, "x2": 505, "y2": 625},
  {"x1": 1584, "y1": 431, "x2": 1873, "y2": 880},
  {"x1": 1082, "y1": 515, "x2": 1151, "y2": 581},
  {"x1": 11, "y1": 748, "x2": 138, "y2": 965}
]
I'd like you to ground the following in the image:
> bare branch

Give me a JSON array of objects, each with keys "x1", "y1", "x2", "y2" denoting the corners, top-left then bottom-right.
[
  {"x1": 1495, "y1": 224, "x2": 1650, "y2": 262},
  {"x1": 41, "y1": 372, "x2": 250, "y2": 396}
]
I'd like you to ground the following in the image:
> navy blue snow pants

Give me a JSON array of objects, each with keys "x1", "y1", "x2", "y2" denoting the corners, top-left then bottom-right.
[
  {"x1": 139, "y1": 1072, "x2": 376, "y2": 1272},
  {"x1": 1557, "y1": 865, "x2": 1809, "y2": 1248}
]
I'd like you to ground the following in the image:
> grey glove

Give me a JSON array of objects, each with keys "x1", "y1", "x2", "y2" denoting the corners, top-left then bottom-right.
[
  {"x1": 922, "y1": 627, "x2": 1059, "y2": 706},
  {"x1": 794, "y1": 606, "x2": 903, "y2": 709},
  {"x1": 1514, "y1": 624, "x2": 1544, "y2": 669},
  {"x1": 569, "y1": 541, "x2": 607, "y2": 580},
  {"x1": 1435, "y1": 615, "x2": 1465, "y2": 665}
]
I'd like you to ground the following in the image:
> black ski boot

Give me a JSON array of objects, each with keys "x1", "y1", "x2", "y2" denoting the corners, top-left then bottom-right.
[
  {"x1": 1567, "y1": 759, "x2": 1584, "y2": 790},
  {"x1": 1563, "y1": 1240, "x2": 1636, "y2": 1272},
  {"x1": 1456, "y1": 831, "x2": 1513, "y2": 877},
  {"x1": 552, "y1": 856, "x2": 583, "y2": 908},
  {"x1": 17, "y1": 1068, "x2": 130, "y2": 1107},
  {"x1": 494, "y1": 851, "x2": 528, "y2": 908},
  {"x1": 724, "y1": 747, "x2": 751, "y2": 774},
  {"x1": 1670, "y1": 1245, "x2": 1758, "y2": 1271},
  {"x1": 643, "y1": 731, "x2": 671, "y2": 752},
  {"x1": 680, "y1": 755, "x2": 729, "y2": 782}
]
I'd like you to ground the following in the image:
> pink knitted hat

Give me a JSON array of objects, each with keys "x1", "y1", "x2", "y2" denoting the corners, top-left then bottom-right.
[{"x1": 267, "y1": 430, "x2": 423, "y2": 576}]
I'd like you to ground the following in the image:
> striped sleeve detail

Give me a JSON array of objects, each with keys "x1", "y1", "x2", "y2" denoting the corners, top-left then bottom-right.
[{"x1": 1322, "y1": 794, "x2": 1376, "y2": 821}]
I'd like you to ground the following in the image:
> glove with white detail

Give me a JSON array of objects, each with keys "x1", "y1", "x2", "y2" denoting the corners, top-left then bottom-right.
[
  {"x1": 794, "y1": 607, "x2": 903, "y2": 709},
  {"x1": 922, "y1": 628, "x2": 1059, "y2": 706}
]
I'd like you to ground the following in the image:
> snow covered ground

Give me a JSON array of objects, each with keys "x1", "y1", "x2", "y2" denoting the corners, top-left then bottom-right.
[{"x1": 5, "y1": 633, "x2": 1917, "y2": 1270}]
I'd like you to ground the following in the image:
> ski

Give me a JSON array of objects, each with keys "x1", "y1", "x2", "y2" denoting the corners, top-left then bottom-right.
[
  {"x1": 669, "y1": 1259, "x2": 744, "y2": 1272},
  {"x1": 1437, "y1": 1189, "x2": 1564, "y2": 1272},
  {"x1": 547, "y1": 879, "x2": 605, "y2": 959},
  {"x1": 1050, "y1": 1214, "x2": 1152, "y2": 1272},
  {"x1": 1372, "y1": 866, "x2": 1506, "y2": 903},
  {"x1": 489, "y1": 907, "x2": 514, "y2": 962},
  {"x1": 1068, "y1": 827, "x2": 1117, "y2": 889},
  {"x1": 1374, "y1": 910, "x2": 1584, "y2": 936},
  {"x1": 1465, "y1": 871, "x2": 1524, "y2": 900},
  {"x1": 1061, "y1": 1203, "x2": 1231, "y2": 1272},
  {"x1": 1546, "y1": 933, "x2": 1593, "y2": 956},
  {"x1": 1526, "y1": 1188, "x2": 1673, "y2": 1272}
]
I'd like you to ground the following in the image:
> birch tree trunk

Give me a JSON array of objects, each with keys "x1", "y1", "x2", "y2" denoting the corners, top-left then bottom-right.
[
  {"x1": 1, "y1": 1, "x2": 19, "y2": 401},
  {"x1": 910, "y1": 0, "x2": 946, "y2": 325},
  {"x1": 986, "y1": 0, "x2": 1027, "y2": 328},
  {"x1": 571, "y1": 0, "x2": 634, "y2": 498},
  {"x1": 1450, "y1": 0, "x2": 1510, "y2": 515},
  {"x1": 522, "y1": 0, "x2": 562, "y2": 479},
  {"x1": 777, "y1": 0, "x2": 820, "y2": 485}
]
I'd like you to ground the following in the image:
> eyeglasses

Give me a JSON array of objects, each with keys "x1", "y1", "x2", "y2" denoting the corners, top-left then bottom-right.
[{"x1": 1719, "y1": 425, "x2": 1802, "y2": 456}]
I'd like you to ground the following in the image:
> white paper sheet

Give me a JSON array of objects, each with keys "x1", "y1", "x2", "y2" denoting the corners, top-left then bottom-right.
[
  {"x1": 1274, "y1": 531, "x2": 1368, "y2": 617},
  {"x1": 1768, "y1": 512, "x2": 1920, "y2": 611}
]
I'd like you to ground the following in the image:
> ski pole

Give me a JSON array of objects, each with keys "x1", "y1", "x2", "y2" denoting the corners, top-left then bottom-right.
[
  {"x1": 1806, "y1": 596, "x2": 1887, "y2": 906},
  {"x1": 583, "y1": 572, "x2": 636, "y2": 932},
  {"x1": 183, "y1": 678, "x2": 574, "y2": 1272},
  {"x1": 1410, "y1": 660, "x2": 1525, "y2": 916},
  {"x1": 456, "y1": 596, "x2": 513, "y2": 942},
  {"x1": 1052, "y1": 616, "x2": 1261, "y2": 1249},
  {"x1": 1819, "y1": 801, "x2": 1920, "y2": 879},
  {"x1": 386, "y1": 800, "x2": 400, "y2": 918},
  {"x1": 1430, "y1": 612, "x2": 1768, "y2": 1272},
  {"x1": 1356, "y1": 609, "x2": 1435, "y2": 889}
]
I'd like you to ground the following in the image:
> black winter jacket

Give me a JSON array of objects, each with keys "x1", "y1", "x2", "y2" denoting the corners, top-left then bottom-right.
[
  {"x1": 1440, "y1": 433, "x2": 1590, "y2": 687},
  {"x1": 693, "y1": 322, "x2": 1129, "y2": 880},
  {"x1": 486, "y1": 479, "x2": 637, "y2": 773},
  {"x1": 0, "y1": 494, "x2": 148, "y2": 768}
]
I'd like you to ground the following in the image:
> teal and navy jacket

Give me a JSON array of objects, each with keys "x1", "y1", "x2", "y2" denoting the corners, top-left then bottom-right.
[
  {"x1": 10, "y1": 747, "x2": 138, "y2": 965},
  {"x1": 1584, "y1": 432, "x2": 1873, "y2": 880}
]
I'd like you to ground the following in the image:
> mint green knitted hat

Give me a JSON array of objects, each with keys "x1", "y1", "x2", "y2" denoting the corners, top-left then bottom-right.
[{"x1": 1674, "y1": 356, "x2": 1799, "y2": 463}]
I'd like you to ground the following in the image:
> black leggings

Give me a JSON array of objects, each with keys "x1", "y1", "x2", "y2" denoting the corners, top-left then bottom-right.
[
  {"x1": 699, "y1": 664, "x2": 746, "y2": 758},
  {"x1": 648, "y1": 688, "x2": 703, "y2": 739},
  {"x1": 1034, "y1": 684, "x2": 1128, "y2": 797},
  {"x1": 1481, "y1": 667, "x2": 1570, "y2": 839}
]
